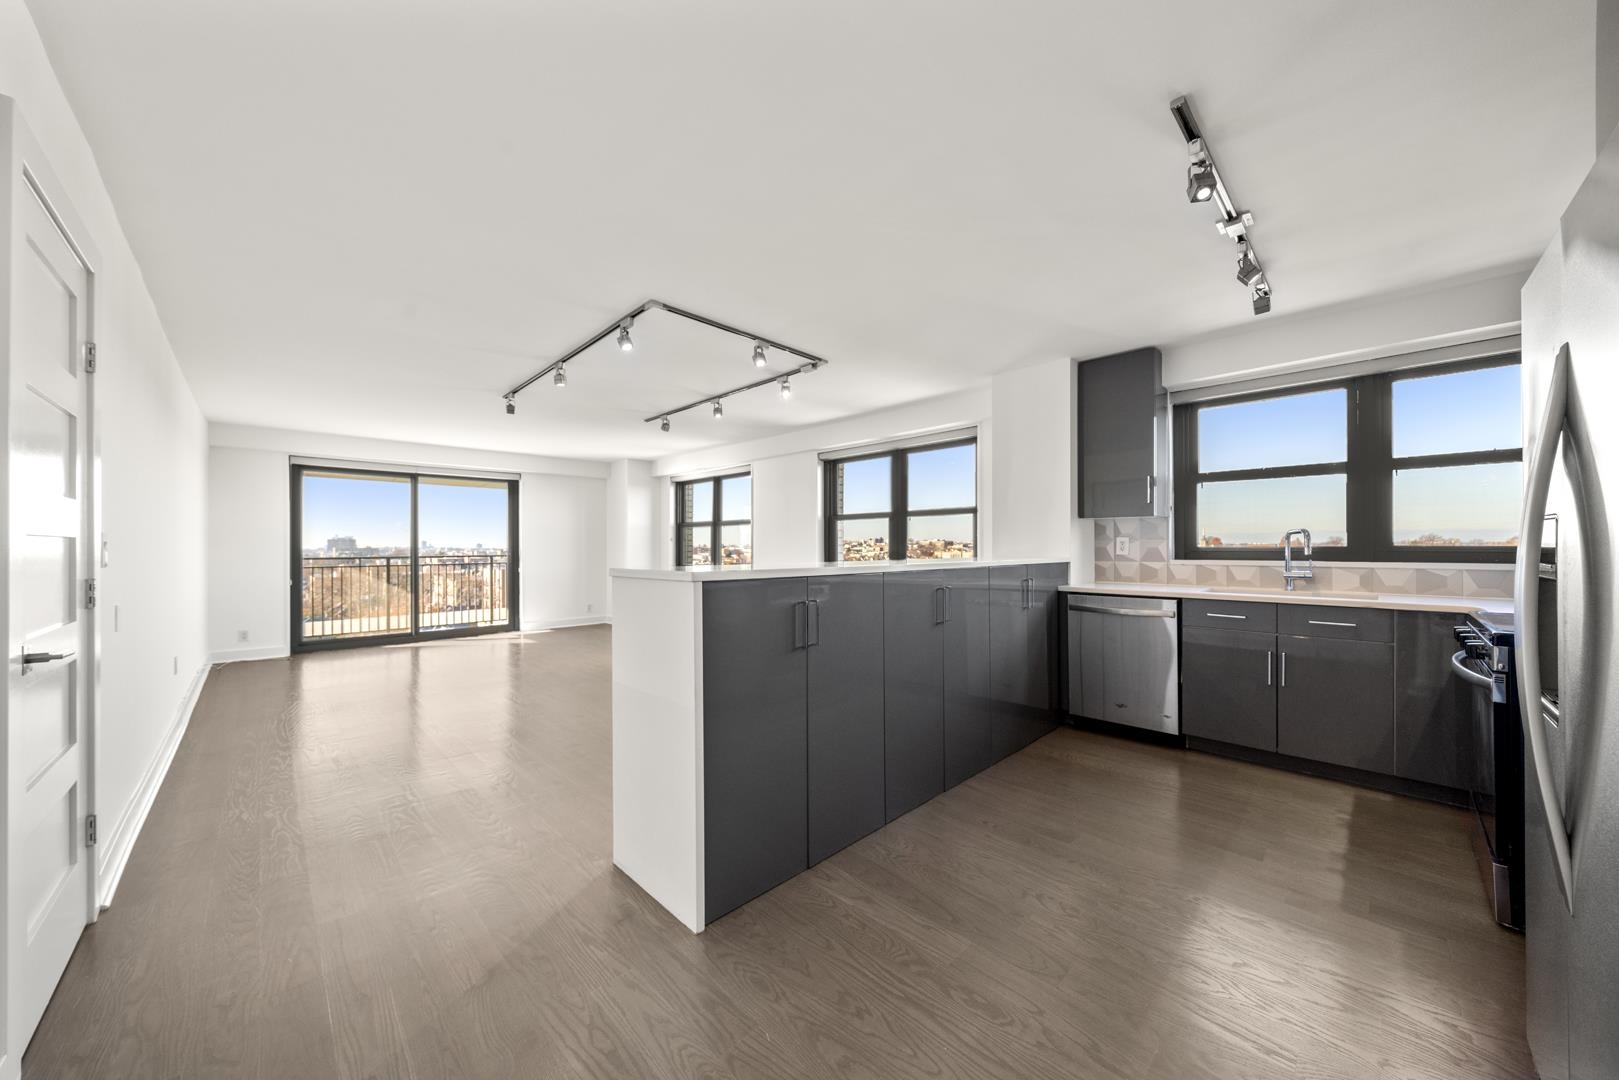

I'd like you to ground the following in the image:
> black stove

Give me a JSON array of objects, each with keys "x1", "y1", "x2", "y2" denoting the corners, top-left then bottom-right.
[{"x1": 1454, "y1": 612, "x2": 1524, "y2": 930}]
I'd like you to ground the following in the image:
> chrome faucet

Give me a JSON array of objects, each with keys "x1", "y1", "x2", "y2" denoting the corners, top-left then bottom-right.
[{"x1": 1282, "y1": 528, "x2": 1314, "y2": 591}]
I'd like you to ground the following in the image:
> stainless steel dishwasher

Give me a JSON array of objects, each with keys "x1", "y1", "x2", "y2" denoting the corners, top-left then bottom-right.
[{"x1": 1066, "y1": 594, "x2": 1179, "y2": 734}]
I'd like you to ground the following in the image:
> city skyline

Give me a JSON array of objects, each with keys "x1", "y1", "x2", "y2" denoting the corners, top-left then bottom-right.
[{"x1": 301, "y1": 473, "x2": 510, "y2": 552}]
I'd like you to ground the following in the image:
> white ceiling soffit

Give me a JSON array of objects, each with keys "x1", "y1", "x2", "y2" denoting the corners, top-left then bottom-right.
[{"x1": 25, "y1": 0, "x2": 1595, "y2": 461}]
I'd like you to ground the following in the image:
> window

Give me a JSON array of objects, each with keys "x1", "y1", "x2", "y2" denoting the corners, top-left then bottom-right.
[
  {"x1": 1173, "y1": 355, "x2": 1522, "y2": 562},
  {"x1": 291, "y1": 466, "x2": 517, "y2": 651},
  {"x1": 824, "y1": 438, "x2": 977, "y2": 562},
  {"x1": 675, "y1": 472, "x2": 751, "y2": 567}
]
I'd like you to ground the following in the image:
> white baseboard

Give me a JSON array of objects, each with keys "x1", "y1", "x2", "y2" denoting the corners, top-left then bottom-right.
[
  {"x1": 521, "y1": 615, "x2": 611, "y2": 632},
  {"x1": 96, "y1": 661, "x2": 210, "y2": 908},
  {"x1": 210, "y1": 643, "x2": 290, "y2": 664}
]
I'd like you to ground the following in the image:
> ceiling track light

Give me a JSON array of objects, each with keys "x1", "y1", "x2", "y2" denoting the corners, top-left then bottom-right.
[
  {"x1": 1170, "y1": 94, "x2": 1272, "y2": 316},
  {"x1": 501, "y1": 298, "x2": 829, "y2": 413},
  {"x1": 505, "y1": 397, "x2": 516, "y2": 415},
  {"x1": 645, "y1": 358, "x2": 826, "y2": 428},
  {"x1": 554, "y1": 362, "x2": 567, "y2": 388}
]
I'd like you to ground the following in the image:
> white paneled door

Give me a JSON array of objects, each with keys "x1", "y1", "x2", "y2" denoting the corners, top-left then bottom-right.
[{"x1": 7, "y1": 174, "x2": 93, "y2": 1058}]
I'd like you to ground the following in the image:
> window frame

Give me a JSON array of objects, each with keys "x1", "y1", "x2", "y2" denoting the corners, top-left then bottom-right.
[
  {"x1": 674, "y1": 470, "x2": 752, "y2": 568},
  {"x1": 822, "y1": 436, "x2": 978, "y2": 563},
  {"x1": 1172, "y1": 354, "x2": 1522, "y2": 564}
]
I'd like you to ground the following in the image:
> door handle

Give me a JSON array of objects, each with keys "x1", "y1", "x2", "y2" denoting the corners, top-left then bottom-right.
[
  {"x1": 1146, "y1": 475, "x2": 1154, "y2": 506},
  {"x1": 21, "y1": 647, "x2": 75, "y2": 671},
  {"x1": 1267, "y1": 650, "x2": 1273, "y2": 687},
  {"x1": 1021, "y1": 577, "x2": 1031, "y2": 610},
  {"x1": 933, "y1": 587, "x2": 946, "y2": 625},
  {"x1": 1279, "y1": 651, "x2": 1287, "y2": 689},
  {"x1": 807, "y1": 599, "x2": 821, "y2": 646},
  {"x1": 792, "y1": 601, "x2": 807, "y2": 649},
  {"x1": 1516, "y1": 341, "x2": 1575, "y2": 912}
]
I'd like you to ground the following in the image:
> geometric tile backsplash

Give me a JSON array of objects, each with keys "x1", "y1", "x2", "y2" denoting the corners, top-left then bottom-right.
[{"x1": 1093, "y1": 517, "x2": 1515, "y2": 600}]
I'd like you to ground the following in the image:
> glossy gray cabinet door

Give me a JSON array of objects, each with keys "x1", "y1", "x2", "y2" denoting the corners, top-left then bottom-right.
[
  {"x1": 1180, "y1": 626, "x2": 1276, "y2": 750},
  {"x1": 806, "y1": 574, "x2": 886, "y2": 865},
  {"x1": 884, "y1": 569, "x2": 948, "y2": 820},
  {"x1": 1393, "y1": 611, "x2": 1471, "y2": 789},
  {"x1": 942, "y1": 566, "x2": 993, "y2": 789},
  {"x1": 701, "y1": 578, "x2": 809, "y2": 922},
  {"x1": 1024, "y1": 563, "x2": 1069, "y2": 711},
  {"x1": 1077, "y1": 347, "x2": 1162, "y2": 518},
  {"x1": 1277, "y1": 634, "x2": 1396, "y2": 773}
]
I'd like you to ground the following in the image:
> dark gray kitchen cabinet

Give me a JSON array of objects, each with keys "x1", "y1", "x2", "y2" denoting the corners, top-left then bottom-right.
[
  {"x1": 1180, "y1": 625, "x2": 1277, "y2": 751},
  {"x1": 1077, "y1": 347, "x2": 1162, "y2": 518},
  {"x1": 806, "y1": 574, "x2": 887, "y2": 865},
  {"x1": 1276, "y1": 634, "x2": 1396, "y2": 773},
  {"x1": 1393, "y1": 611, "x2": 1471, "y2": 789},
  {"x1": 701, "y1": 578, "x2": 809, "y2": 921},
  {"x1": 942, "y1": 566, "x2": 993, "y2": 789},
  {"x1": 990, "y1": 561, "x2": 1069, "y2": 758},
  {"x1": 884, "y1": 569, "x2": 949, "y2": 821}
]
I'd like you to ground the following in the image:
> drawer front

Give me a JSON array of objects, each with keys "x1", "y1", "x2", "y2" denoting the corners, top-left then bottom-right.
[
  {"x1": 1278, "y1": 605, "x2": 1394, "y2": 643},
  {"x1": 1180, "y1": 599, "x2": 1276, "y2": 633}
]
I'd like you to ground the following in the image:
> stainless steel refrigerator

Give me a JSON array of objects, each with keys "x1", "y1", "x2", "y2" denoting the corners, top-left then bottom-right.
[{"x1": 1517, "y1": 119, "x2": 1619, "y2": 1080}]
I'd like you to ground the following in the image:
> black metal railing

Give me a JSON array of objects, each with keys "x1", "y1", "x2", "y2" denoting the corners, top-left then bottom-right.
[{"x1": 300, "y1": 554, "x2": 510, "y2": 639}]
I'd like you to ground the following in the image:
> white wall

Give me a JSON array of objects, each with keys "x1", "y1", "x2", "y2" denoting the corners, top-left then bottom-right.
[
  {"x1": 206, "y1": 426, "x2": 610, "y2": 658},
  {"x1": 604, "y1": 458, "x2": 656, "y2": 615},
  {"x1": 208, "y1": 446, "x2": 290, "y2": 660},
  {"x1": 1601, "y1": 0, "x2": 1619, "y2": 151},
  {"x1": 1, "y1": 0, "x2": 211, "y2": 939},
  {"x1": 990, "y1": 357, "x2": 1079, "y2": 568},
  {"x1": 1159, "y1": 268, "x2": 1525, "y2": 391},
  {"x1": 520, "y1": 471, "x2": 607, "y2": 629}
]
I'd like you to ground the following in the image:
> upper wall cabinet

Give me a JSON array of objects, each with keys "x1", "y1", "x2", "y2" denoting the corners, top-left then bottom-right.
[{"x1": 1077, "y1": 347, "x2": 1164, "y2": 519}]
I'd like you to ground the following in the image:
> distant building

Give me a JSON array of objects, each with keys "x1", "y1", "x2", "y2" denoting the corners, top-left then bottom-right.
[{"x1": 327, "y1": 536, "x2": 358, "y2": 554}]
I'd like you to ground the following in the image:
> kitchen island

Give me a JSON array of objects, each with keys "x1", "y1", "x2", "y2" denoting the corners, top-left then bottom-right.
[{"x1": 611, "y1": 558, "x2": 1069, "y2": 931}]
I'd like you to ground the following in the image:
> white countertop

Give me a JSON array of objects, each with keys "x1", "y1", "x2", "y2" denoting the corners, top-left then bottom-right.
[
  {"x1": 1061, "y1": 580, "x2": 1513, "y2": 616},
  {"x1": 610, "y1": 558, "x2": 1067, "y2": 583}
]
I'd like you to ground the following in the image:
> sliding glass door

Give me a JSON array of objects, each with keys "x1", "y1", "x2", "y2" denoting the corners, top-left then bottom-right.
[{"x1": 292, "y1": 466, "x2": 518, "y2": 650}]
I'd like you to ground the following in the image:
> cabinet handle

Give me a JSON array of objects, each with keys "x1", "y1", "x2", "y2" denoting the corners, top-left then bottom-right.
[
  {"x1": 944, "y1": 586, "x2": 953, "y2": 622},
  {"x1": 1146, "y1": 475, "x2": 1154, "y2": 505},
  {"x1": 1307, "y1": 619, "x2": 1357, "y2": 628},
  {"x1": 1207, "y1": 612, "x2": 1247, "y2": 620},
  {"x1": 1022, "y1": 577, "x2": 1032, "y2": 609},
  {"x1": 934, "y1": 587, "x2": 946, "y2": 625},
  {"x1": 1267, "y1": 650, "x2": 1273, "y2": 687},
  {"x1": 1280, "y1": 651, "x2": 1287, "y2": 688},
  {"x1": 793, "y1": 601, "x2": 807, "y2": 649},
  {"x1": 808, "y1": 599, "x2": 821, "y2": 646}
]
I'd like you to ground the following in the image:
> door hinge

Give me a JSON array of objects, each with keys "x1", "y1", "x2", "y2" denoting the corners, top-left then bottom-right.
[
  {"x1": 85, "y1": 341, "x2": 97, "y2": 373},
  {"x1": 85, "y1": 814, "x2": 97, "y2": 848},
  {"x1": 85, "y1": 578, "x2": 98, "y2": 609}
]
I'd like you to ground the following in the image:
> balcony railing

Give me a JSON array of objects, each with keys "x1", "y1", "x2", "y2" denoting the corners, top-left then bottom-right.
[{"x1": 300, "y1": 554, "x2": 511, "y2": 639}]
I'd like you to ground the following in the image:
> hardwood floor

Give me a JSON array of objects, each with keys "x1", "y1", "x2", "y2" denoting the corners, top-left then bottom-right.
[{"x1": 24, "y1": 626, "x2": 1532, "y2": 1079}]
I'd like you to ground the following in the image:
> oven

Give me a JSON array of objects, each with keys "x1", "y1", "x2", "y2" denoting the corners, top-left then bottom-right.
[{"x1": 1453, "y1": 612, "x2": 1524, "y2": 930}]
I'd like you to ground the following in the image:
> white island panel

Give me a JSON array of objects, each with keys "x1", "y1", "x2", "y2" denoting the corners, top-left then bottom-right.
[{"x1": 610, "y1": 575, "x2": 705, "y2": 931}]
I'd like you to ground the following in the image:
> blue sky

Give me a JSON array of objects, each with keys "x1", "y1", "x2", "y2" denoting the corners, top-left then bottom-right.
[
  {"x1": 1197, "y1": 366, "x2": 1522, "y2": 544},
  {"x1": 838, "y1": 444, "x2": 976, "y2": 516},
  {"x1": 302, "y1": 473, "x2": 510, "y2": 550}
]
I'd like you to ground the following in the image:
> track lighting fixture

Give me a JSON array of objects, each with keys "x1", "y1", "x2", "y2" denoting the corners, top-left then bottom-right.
[
  {"x1": 712, "y1": 400, "x2": 723, "y2": 420},
  {"x1": 503, "y1": 299, "x2": 829, "y2": 414},
  {"x1": 1171, "y1": 95, "x2": 1272, "y2": 316},
  {"x1": 660, "y1": 416, "x2": 671, "y2": 432},
  {"x1": 642, "y1": 358, "x2": 825, "y2": 428},
  {"x1": 779, "y1": 376, "x2": 792, "y2": 400},
  {"x1": 1186, "y1": 159, "x2": 1216, "y2": 203},
  {"x1": 1235, "y1": 243, "x2": 1263, "y2": 287}
]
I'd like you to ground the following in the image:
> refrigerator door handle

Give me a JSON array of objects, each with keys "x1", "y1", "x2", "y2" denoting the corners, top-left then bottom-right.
[{"x1": 1516, "y1": 341, "x2": 1575, "y2": 913}]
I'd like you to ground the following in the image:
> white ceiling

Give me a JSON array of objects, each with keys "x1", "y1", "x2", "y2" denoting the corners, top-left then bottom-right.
[{"x1": 26, "y1": 0, "x2": 1595, "y2": 461}]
